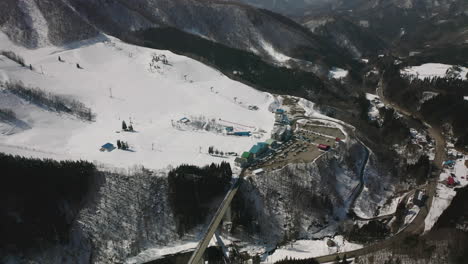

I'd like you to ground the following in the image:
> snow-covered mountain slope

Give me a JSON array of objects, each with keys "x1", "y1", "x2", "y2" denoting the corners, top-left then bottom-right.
[
  {"x1": 0, "y1": 0, "x2": 358, "y2": 71},
  {"x1": 0, "y1": 32, "x2": 275, "y2": 170},
  {"x1": 0, "y1": 0, "x2": 98, "y2": 48},
  {"x1": 223, "y1": 0, "x2": 337, "y2": 16}
]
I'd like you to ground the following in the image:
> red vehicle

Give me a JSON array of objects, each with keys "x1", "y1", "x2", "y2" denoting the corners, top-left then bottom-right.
[
  {"x1": 447, "y1": 176, "x2": 456, "y2": 186},
  {"x1": 318, "y1": 144, "x2": 331, "y2": 151}
]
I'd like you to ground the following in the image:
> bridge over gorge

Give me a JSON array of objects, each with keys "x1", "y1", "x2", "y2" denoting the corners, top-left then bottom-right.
[{"x1": 187, "y1": 169, "x2": 245, "y2": 264}]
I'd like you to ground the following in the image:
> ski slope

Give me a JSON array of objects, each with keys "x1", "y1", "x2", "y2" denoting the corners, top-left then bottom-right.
[
  {"x1": 0, "y1": 33, "x2": 275, "y2": 170},
  {"x1": 401, "y1": 63, "x2": 468, "y2": 80}
]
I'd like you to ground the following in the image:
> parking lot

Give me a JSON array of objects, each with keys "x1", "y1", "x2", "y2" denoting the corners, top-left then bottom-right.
[{"x1": 249, "y1": 121, "x2": 346, "y2": 172}]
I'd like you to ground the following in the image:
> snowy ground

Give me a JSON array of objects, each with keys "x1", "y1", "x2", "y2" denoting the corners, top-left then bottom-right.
[
  {"x1": 0, "y1": 33, "x2": 275, "y2": 170},
  {"x1": 403, "y1": 205, "x2": 420, "y2": 228},
  {"x1": 401, "y1": 63, "x2": 468, "y2": 80},
  {"x1": 126, "y1": 235, "x2": 231, "y2": 264},
  {"x1": 262, "y1": 236, "x2": 362, "y2": 263},
  {"x1": 329, "y1": 67, "x2": 348, "y2": 80},
  {"x1": 424, "y1": 151, "x2": 468, "y2": 232},
  {"x1": 378, "y1": 194, "x2": 403, "y2": 216},
  {"x1": 365, "y1": 93, "x2": 384, "y2": 126}
]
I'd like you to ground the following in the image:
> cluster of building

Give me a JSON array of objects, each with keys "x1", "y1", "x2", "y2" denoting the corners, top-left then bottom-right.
[
  {"x1": 225, "y1": 126, "x2": 252, "y2": 137},
  {"x1": 234, "y1": 109, "x2": 291, "y2": 168},
  {"x1": 271, "y1": 109, "x2": 292, "y2": 141}
]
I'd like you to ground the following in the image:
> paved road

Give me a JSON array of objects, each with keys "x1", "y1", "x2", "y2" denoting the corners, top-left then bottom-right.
[
  {"x1": 312, "y1": 86, "x2": 447, "y2": 263},
  {"x1": 187, "y1": 170, "x2": 245, "y2": 264}
]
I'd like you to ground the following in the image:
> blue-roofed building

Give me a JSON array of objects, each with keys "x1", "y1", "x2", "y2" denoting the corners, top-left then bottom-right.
[
  {"x1": 100, "y1": 143, "x2": 116, "y2": 152},
  {"x1": 233, "y1": 131, "x2": 251, "y2": 137},
  {"x1": 249, "y1": 142, "x2": 268, "y2": 158}
]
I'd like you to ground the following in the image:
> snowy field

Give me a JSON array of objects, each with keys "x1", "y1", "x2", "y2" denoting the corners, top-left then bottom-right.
[
  {"x1": 424, "y1": 151, "x2": 468, "y2": 232},
  {"x1": 0, "y1": 33, "x2": 275, "y2": 170},
  {"x1": 365, "y1": 93, "x2": 384, "y2": 126},
  {"x1": 262, "y1": 236, "x2": 362, "y2": 263},
  {"x1": 329, "y1": 67, "x2": 349, "y2": 80},
  {"x1": 401, "y1": 63, "x2": 468, "y2": 80}
]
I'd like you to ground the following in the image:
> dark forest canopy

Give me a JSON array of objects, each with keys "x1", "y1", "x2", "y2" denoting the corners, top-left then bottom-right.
[
  {"x1": 0, "y1": 153, "x2": 97, "y2": 250},
  {"x1": 168, "y1": 162, "x2": 232, "y2": 235}
]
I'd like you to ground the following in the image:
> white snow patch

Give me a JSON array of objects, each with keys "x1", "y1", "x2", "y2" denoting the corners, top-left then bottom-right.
[
  {"x1": 127, "y1": 235, "x2": 233, "y2": 263},
  {"x1": 259, "y1": 39, "x2": 292, "y2": 63},
  {"x1": 329, "y1": 67, "x2": 348, "y2": 80},
  {"x1": 424, "y1": 152, "x2": 468, "y2": 232},
  {"x1": 464, "y1": 96, "x2": 468, "y2": 101},
  {"x1": 403, "y1": 205, "x2": 420, "y2": 227},
  {"x1": 0, "y1": 33, "x2": 275, "y2": 170},
  {"x1": 365, "y1": 93, "x2": 384, "y2": 126},
  {"x1": 420, "y1": 91, "x2": 439, "y2": 105},
  {"x1": 402, "y1": 63, "x2": 468, "y2": 80},
  {"x1": 424, "y1": 184, "x2": 455, "y2": 232},
  {"x1": 262, "y1": 236, "x2": 362, "y2": 263},
  {"x1": 379, "y1": 194, "x2": 403, "y2": 216}
]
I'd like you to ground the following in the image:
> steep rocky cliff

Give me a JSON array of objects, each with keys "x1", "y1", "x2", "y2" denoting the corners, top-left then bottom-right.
[{"x1": 232, "y1": 138, "x2": 389, "y2": 245}]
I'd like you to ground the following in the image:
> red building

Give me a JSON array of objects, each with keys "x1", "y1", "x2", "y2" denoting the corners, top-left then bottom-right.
[{"x1": 318, "y1": 144, "x2": 331, "y2": 151}]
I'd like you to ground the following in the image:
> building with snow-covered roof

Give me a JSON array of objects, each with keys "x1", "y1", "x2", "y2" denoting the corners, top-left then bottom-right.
[
  {"x1": 413, "y1": 190, "x2": 427, "y2": 207},
  {"x1": 271, "y1": 125, "x2": 292, "y2": 142}
]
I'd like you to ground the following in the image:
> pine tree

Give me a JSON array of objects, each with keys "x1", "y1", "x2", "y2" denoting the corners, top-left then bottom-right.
[
  {"x1": 122, "y1": 120, "x2": 127, "y2": 130},
  {"x1": 334, "y1": 256, "x2": 341, "y2": 264},
  {"x1": 128, "y1": 124, "x2": 134, "y2": 131},
  {"x1": 29, "y1": 64, "x2": 33, "y2": 71},
  {"x1": 341, "y1": 254, "x2": 350, "y2": 264},
  {"x1": 117, "y1": 140, "x2": 122, "y2": 149}
]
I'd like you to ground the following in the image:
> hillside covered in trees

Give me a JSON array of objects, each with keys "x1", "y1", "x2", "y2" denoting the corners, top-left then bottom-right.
[
  {"x1": 168, "y1": 162, "x2": 233, "y2": 235},
  {"x1": 0, "y1": 153, "x2": 99, "y2": 252}
]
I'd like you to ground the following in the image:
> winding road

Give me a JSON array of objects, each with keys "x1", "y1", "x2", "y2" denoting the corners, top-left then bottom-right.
[
  {"x1": 310, "y1": 85, "x2": 447, "y2": 263},
  {"x1": 176, "y1": 87, "x2": 446, "y2": 263}
]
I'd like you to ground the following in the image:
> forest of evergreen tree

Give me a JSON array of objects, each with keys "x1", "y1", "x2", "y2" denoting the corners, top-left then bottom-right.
[
  {"x1": 167, "y1": 162, "x2": 233, "y2": 235},
  {"x1": 0, "y1": 153, "x2": 98, "y2": 250},
  {"x1": 379, "y1": 58, "x2": 468, "y2": 150}
]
